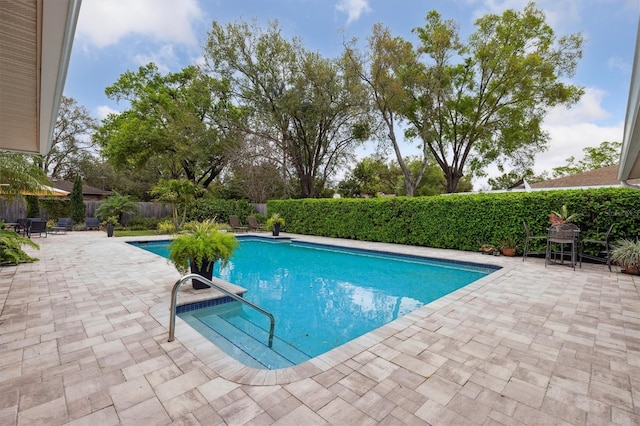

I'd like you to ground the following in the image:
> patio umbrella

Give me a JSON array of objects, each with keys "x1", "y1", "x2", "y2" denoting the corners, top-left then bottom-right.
[{"x1": 0, "y1": 184, "x2": 69, "y2": 197}]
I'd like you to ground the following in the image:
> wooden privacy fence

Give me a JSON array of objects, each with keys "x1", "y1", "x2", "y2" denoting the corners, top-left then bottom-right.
[
  {"x1": 1, "y1": 198, "x2": 173, "y2": 223},
  {"x1": 2, "y1": 198, "x2": 263, "y2": 223}
]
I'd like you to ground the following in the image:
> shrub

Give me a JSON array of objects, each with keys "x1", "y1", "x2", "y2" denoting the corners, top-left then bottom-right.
[
  {"x1": 267, "y1": 187, "x2": 640, "y2": 252},
  {"x1": 127, "y1": 217, "x2": 162, "y2": 230},
  {"x1": 158, "y1": 219, "x2": 177, "y2": 234},
  {"x1": 0, "y1": 225, "x2": 39, "y2": 264}
]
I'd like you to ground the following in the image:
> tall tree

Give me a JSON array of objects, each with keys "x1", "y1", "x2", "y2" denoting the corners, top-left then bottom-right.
[
  {"x1": 37, "y1": 96, "x2": 97, "y2": 178},
  {"x1": 344, "y1": 24, "x2": 431, "y2": 196},
  {"x1": 96, "y1": 64, "x2": 243, "y2": 189},
  {"x1": 151, "y1": 179, "x2": 202, "y2": 230},
  {"x1": 372, "y1": 4, "x2": 584, "y2": 193},
  {"x1": 204, "y1": 19, "x2": 369, "y2": 198},
  {"x1": 552, "y1": 141, "x2": 621, "y2": 178},
  {"x1": 70, "y1": 174, "x2": 85, "y2": 224}
]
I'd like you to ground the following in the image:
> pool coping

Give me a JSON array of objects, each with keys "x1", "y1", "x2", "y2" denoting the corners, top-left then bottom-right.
[{"x1": 146, "y1": 233, "x2": 510, "y2": 385}]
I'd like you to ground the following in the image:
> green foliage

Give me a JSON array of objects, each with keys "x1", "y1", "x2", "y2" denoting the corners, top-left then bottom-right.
[
  {"x1": 186, "y1": 198, "x2": 254, "y2": 224},
  {"x1": 205, "y1": 19, "x2": 368, "y2": 198},
  {"x1": 38, "y1": 198, "x2": 70, "y2": 219},
  {"x1": 95, "y1": 192, "x2": 138, "y2": 224},
  {"x1": 102, "y1": 216, "x2": 118, "y2": 226},
  {"x1": 0, "y1": 152, "x2": 50, "y2": 198},
  {"x1": 610, "y1": 239, "x2": 640, "y2": 272},
  {"x1": 126, "y1": 217, "x2": 163, "y2": 231},
  {"x1": 70, "y1": 175, "x2": 85, "y2": 223},
  {"x1": 498, "y1": 236, "x2": 520, "y2": 250},
  {"x1": 97, "y1": 64, "x2": 241, "y2": 190},
  {"x1": 158, "y1": 219, "x2": 177, "y2": 234},
  {"x1": 25, "y1": 196, "x2": 40, "y2": 218},
  {"x1": 0, "y1": 226, "x2": 39, "y2": 264},
  {"x1": 354, "y1": 4, "x2": 584, "y2": 193},
  {"x1": 168, "y1": 220, "x2": 239, "y2": 274},
  {"x1": 151, "y1": 179, "x2": 202, "y2": 230},
  {"x1": 268, "y1": 188, "x2": 640, "y2": 252},
  {"x1": 266, "y1": 213, "x2": 285, "y2": 231},
  {"x1": 550, "y1": 204, "x2": 579, "y2": 224}
]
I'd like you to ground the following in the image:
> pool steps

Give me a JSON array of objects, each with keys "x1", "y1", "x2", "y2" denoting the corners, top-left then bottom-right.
[{"x1": 181, "y1": 301, "x2": 311, "y2": 369}]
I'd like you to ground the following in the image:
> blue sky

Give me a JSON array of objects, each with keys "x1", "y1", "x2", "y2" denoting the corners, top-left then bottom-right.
[{"x1": 66, "y1": 0, "x2": 640, "y2": 187}]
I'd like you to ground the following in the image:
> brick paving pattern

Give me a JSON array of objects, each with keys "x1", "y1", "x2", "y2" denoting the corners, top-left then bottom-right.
[{"x1": 0, "y1": 231, "x2": 638, "y2": 425}]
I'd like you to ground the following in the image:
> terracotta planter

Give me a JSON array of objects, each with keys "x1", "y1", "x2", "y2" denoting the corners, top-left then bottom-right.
[
  {"x1": 501, "y1": 248, "x2": 516, "y2": 257},
  {"x1": 621, "y1": 265, "x2": 640, "y2": 275}
]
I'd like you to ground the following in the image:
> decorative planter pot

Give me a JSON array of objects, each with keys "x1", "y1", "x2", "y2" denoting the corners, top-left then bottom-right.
[
  {"x1": 190, "y1": 260, "x2": 213, "y2": 290},
  {"x1": 272, "y1": 223, "x2": 280, "y2": 237},
  {"x1": 501, "y1": 248, "x2": 516, "y2": 257},
  {"x1": 106, "y1": 224, "x2": 114, "y2": 237}
]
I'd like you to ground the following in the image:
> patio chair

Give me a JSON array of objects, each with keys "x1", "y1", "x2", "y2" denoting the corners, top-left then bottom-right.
[
  {"x1": 247, "y1": 216, "x2": 264, "y2": 232},
  {"x1": 16, "y1": 218, "x2": 31, "y2": 237},
  {"x1": 51, "y1": 217, "x2": 72, "y2": 234},
  {"x1": 579, "y1": 224, "x2": 613, "y2": 271},
  {"x1": 85, "y1": 217, "x2": 100, "y2": 230},
  {"x1": 229, "y1": 215, "x2": 248, "y2": 233},
  {"x1": 522, "y1": 221, "x2": 547, "y2": 262},
  {"x1": 28, "y1": 220, "x2": 47, "y2": 238},
  {"x1": 546, "y1": 223, "x2": 580, "y2": 269}
]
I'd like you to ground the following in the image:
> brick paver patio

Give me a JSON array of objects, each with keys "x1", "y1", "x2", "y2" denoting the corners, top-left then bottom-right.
[{"x1": 0, "y1": 231, "x2": 638, "y2": 425}]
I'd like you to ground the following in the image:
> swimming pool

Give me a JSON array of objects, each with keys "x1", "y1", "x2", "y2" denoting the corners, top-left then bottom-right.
[{"x1": 132, "y1": 237, "x2": 498, "y2": 369}]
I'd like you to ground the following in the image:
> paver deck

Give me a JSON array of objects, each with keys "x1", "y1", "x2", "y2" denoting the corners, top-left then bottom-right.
[{"x1": 0, "y1": 231, "x2": 638, "y2": 425}]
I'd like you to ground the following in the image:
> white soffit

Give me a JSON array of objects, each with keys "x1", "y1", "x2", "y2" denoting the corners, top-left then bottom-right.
[
  {"x1": 620, "y1": 18, "x2": 640, "y2": 183},
  {"x1": 0, "y1": 0, "x2": 81, "y2": 155}
]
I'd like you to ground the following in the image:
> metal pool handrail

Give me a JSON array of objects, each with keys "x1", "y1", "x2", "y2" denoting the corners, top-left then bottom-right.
[{"x1": 169, "y1": 273, "x2": 275, "y2": 348}]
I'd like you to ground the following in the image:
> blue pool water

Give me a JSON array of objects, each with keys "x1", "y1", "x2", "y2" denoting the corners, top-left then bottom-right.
[{"x1": 132, "y1": 237, "x2": 498, "y2": 369}]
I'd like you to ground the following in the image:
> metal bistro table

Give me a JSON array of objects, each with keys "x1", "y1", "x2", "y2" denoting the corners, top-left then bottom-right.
[{"x1": 545, "y1": 223, "x2": 580, "y2": 269}]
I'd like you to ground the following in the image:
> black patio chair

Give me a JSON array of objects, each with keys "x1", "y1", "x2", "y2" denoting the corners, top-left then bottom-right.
[
  {"x1": 28, "y1": 220, "x2": 47, "y2": 238},
  {"x1": 522, "y1": 221, "x2": 547, "y2": 262},
  {"x1": 579, "y1": 224, "x2": 613, "y2": 271}
]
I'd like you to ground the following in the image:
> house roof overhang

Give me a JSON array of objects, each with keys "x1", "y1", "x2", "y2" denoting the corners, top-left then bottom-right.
[
  {"x1": 0, "y1": 0, "x2": 82, "y2": 155},
  {"x1": 620, "y1": 17, "x2": 640, "y2": 187}
]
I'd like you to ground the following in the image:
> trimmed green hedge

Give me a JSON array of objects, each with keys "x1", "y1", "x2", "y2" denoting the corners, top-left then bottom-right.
[{"x1": 267, "y1": 188, "x2": 640, "y2": 252}]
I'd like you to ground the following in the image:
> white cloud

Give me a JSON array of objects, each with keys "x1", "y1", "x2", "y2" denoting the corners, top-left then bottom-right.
[
  {"x1": 467, "y1": 0, "x2": 580, "y2": 32},
  {"x1": 544, "y1": 87, "x2": 610, "y2": 126},
  {"x1": 535, "y1": 122, "x2": 623, "y2": 173},
  {"x1": 336, "y1": 0, "x2": 372, "y2": 24},
  {"x1": 608, "y1": 56, "x2": 632, "y2": 74},
  {"x1": 76, "y1": 0, "x2": 203, "y2": 49},
  {"x1": 96, "y1": 105, "x2": 120, "y2": 120},
  {"x1": 132, "y1": 45, "x2": 179, "y2": 74}
]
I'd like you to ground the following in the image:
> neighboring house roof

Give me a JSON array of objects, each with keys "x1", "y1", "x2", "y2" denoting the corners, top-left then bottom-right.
[
  {"x1": 523, "y1": 165, "x2": 640, "y2": 190},
  {"x1": 51, "y1": 179, "x2": 111, "y2": 197}
]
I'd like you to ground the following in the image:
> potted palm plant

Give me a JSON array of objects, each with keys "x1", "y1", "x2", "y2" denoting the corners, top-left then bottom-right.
[
  {"x1": 498, "y1": 236, "x2": 519, "y2": 257},
  {"x1": 168, "y1": 220, "x2": 239, "y2": 289},
  {"x1": 102, "y1": 216, "x2": 118, "y2": 237},
  {"x1": 610, "y1": 239, "x2": 640, "y2": 275},
  {"x1": 266, "y1": 213, "x2": 285, "y2": 236}
]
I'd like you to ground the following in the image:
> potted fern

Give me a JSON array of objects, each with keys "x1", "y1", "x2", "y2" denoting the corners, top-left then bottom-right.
[
  {"x1": 168, "y1": 220, "x2": 239, "y2": 289},
  {"x1": 266, "y1": 213, "x2": 285, "y2": 236}
]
